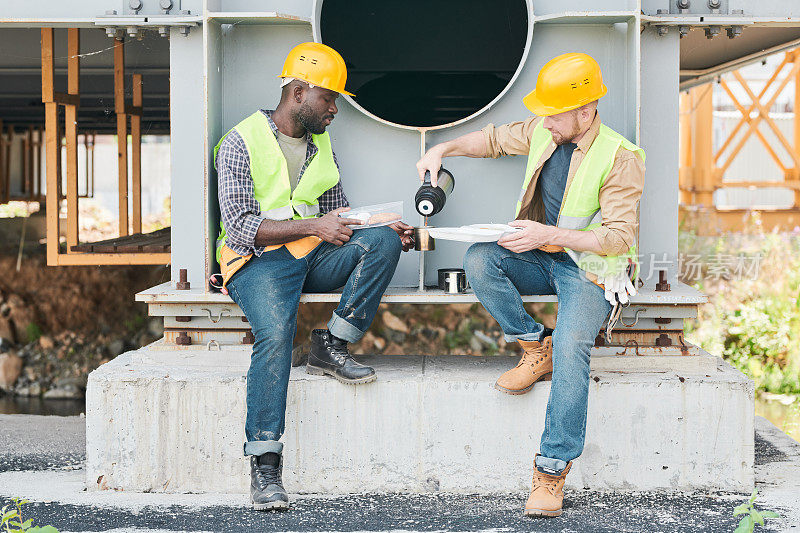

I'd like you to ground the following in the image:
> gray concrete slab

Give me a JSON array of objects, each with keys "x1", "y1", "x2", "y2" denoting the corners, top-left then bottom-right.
[{"x1": 1, "y1": 413, "x2": 798, "y2": 532}]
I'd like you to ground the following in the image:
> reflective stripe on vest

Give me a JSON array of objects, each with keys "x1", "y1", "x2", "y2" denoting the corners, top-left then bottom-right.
[
  {"x1": 213, "y1": 112, "x2": 340, "y2": 261},
  {"x1": 519, "y1": 120, "x2": 645, "y2": 279}
]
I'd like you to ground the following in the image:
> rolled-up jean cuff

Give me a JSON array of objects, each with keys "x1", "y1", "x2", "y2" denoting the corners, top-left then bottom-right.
[
  {"x1": 244, "y1": 439, "x2": 283, "y2": 457},
  {"x1": 535, "y1": 455, "x2": 568, "y2": 474},
  {"x1": 504, "y1": 332, "x2": 542, "y2": 343},
  {"x1": 327, "y1": 313, "x2": 364, "y2": 344}
]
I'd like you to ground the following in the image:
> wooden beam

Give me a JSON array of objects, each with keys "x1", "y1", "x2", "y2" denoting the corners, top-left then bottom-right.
[
  {"x1": 55, "y1": 252, "x2": 171, "y2": 266},
  {"x1": 53, "y1": 93, "x2": 80, "y2": 107},
  {"x1": 131, "y1": 74, "x2": 142, "y2": 234},
  {"x1": 45, "y1": 102, "x2": 59, "y2": 266},
  {"x1": 794, "y1": 51, "x2": 800, "y2": 205},
  {"x1": 124, "y1": 105, "x2": 143, "y2": 116},
  {"x1": 0, "y1": 118, "x2": 5, "y2": 204},
  {"x1": 65, "y1": 27, "x2": 80, "y2": 250},
  {"x1": 41, "y1": 28, "x2": 54, "y2": 103},
  {"x1": 693, "y1": 85, "x2": 714, "y2": 207},
  {"x1": 35, "y1": 126, "x2": 42, "y2": 199},
  {"x1": 82, "y1": 133, "x2": 89, "y2": 197},
  {"x1": 114, "y1": 37, "x2": 129, "y2": 236},
  {"x1": 90, "y1": 131, "x2": 95, "y2": 197},
  {"x1": 23, "y1": 126, "x2": 31, "y2": 197},
  {"x1": 3, "y1": 125, "x2": 11, "y2": 205},
  {"x1": 114, "y1": 38, "x2": 125, "y2": 114},
  {"x1": 117, "y1": 113, "x2": 129, "y2": 237}
]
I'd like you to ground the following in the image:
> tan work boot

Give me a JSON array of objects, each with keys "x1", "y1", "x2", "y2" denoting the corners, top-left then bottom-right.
[
  {"x1": 494, "y1": 336, "x2": 553, "y2": 395},
  {"x1": 524, "y1": 457, "x2": 572, "y2": 517}
]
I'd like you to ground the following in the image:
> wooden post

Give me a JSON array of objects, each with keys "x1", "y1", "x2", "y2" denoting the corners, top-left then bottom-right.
[
  {"x1": 41, "y1": 27, "x2": 60, "y2": 265},
  {"x1": 64, "y1": 28, "x2": 80, "y2": 249},
  {"x1": 26, "y1": 125, "x2": 34, "y2": 200},
  {"x1": 693, "y1": 85, "x2": 715, "y2": 207},
  {"x1": 0, "y1": 118, "x2": 5, "y2": 205},
  {"x1": 34, "y1": 127, "x2": 42, "y2": 200},
  {"x1": 679, "y1": 91, "x2": 693, "y2": 205},
  {"x1": 131, "y1": 74, "x2": 142, "y2": 234},
  {"x1": 115, "y1": 37, "x2": 129, "y2": 236},
  {"x1": 794, "y1": 50, "x2": 800, "y2": 206},
  {"x1": 22, "y1": 126, "x2": 30, "y2": 198},
  {"x1": 4, "y1": 124, "x2": 12, "y2": 205},
  {"x1": 90, "y1": 131, "x2": 95, "y2": 197}
]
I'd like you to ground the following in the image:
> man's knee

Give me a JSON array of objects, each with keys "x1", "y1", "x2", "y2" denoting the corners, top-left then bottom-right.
[
  {"x1": 464, "y1": 242, "x2": 501, "y2": 279},
  {"x1": 352, "y1": 226, "x2": 401, "y2": 260}
]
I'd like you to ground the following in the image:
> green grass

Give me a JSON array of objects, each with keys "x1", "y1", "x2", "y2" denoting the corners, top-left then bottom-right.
[{"x1": 682, "y1": 224, "x2": 800, "y2": 395}]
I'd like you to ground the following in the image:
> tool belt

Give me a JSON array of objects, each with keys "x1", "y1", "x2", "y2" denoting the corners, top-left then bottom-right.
[{"x1": 219, "y1": 236, "x2": 322, "y2": 288}]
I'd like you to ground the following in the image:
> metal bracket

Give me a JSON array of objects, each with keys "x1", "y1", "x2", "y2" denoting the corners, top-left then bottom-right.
[
  {"x1": 201, "y1": 308, "x2": 231, "y2": 324},
  {"x1": 620, "y1": 308, "x2": 645, "y2": 327}
]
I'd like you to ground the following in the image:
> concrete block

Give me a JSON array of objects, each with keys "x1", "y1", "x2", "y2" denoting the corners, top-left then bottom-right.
[{"x1": 86, "y1": 347, "x2": 754, "y2": 494}]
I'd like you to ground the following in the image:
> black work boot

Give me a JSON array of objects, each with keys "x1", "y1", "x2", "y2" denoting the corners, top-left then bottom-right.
[
  {"x1": 250, "y1": 452, "x2": 289, "y2": 511},
  {"x1": 306, "y1": 329, "x2": 377, "y2": 384}
]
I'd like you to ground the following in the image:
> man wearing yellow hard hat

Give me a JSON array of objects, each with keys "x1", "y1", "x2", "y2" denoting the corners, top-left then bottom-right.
[
  {"x1": 417, "y1": 52, "x2": 645, "y2": 517},
  {"x1": 215, "y1": 42, "x2": 413, "y2": 511}
]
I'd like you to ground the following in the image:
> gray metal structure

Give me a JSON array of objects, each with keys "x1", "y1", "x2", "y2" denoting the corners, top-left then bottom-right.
[{"x1": 3, "y1": 0, "x2": 800, "y2": 346}]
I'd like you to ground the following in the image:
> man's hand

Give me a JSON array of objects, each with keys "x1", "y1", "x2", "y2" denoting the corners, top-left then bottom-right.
[
  {"x1": 389, "y1": 221, "x2": 415, "y2": 252},
  {"x1": 497, "y1": 220, "x2": 556, "y2": 253},
  {"x1": 416, "y1": 146, "x2": 445, "y2": 186},
  {"x1": 313, "y1": 207, "x2": 363, "y2": 246}
]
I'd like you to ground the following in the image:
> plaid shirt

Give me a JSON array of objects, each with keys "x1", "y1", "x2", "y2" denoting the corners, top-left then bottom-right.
[{"x1": 216, "y1": 109, "x2": 349, "y2": 256}]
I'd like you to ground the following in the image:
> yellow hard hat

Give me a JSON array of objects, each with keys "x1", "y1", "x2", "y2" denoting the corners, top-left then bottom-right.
[
  {"x1": 522, "y1": 53, "x2": 607, "y2": 116},
  {"x1": 279, "y1": 42, "x2": 355, "y2": 96}
]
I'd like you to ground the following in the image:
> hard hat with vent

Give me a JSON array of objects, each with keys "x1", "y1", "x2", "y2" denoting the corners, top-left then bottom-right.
[
  {"x1": 279, "y1": 42, "x2": 355, "y2": 96},
  {"x1": 522, "y1": 52, "x2": 607, "y2": 116}
]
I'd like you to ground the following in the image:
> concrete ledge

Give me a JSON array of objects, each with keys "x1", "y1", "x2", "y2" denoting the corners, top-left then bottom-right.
[{"x1": 86, "y1": 348, "x2": 754, "y2": 494}]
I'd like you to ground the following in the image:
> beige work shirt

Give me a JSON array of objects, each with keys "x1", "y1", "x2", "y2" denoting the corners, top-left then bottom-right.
[{"x1": 481, "y1": 114, "x2": 645, "y2": 257}]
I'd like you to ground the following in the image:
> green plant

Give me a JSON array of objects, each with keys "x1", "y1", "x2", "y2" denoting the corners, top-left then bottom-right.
[
  {"x1": 1, "y1": 498, "x2": 59, "y2": 532},
  {"x1": 24, "y1": 323, "x2": 43, "y2": 344},
  {"x1": 733, "y1": 490, "x2": 780, "y2": 532}
]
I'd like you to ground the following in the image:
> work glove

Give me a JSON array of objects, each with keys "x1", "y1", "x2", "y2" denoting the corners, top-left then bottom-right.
[{"x1": 600, "y1": 270, "x2": 637, "y2": 306}]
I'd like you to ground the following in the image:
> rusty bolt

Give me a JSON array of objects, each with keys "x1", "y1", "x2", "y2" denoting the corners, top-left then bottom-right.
[
  {"x1": 242, "y1": 330, "x2": 255, "y2": 345},
  {"x1": 241, "y1": 316, "x2": 249, "y2": 323},
  {"x1": 655, "y1": 334, "x2": 673, "y2": 347},
  {"x1": 175, "y1": 316, "x2": 191, "y2": 322},
  {"x1": 593, "y1": 376, "x2": 600, "y2": 383},
  {"x1": 655, "y1": 270, "x2": 671, "y2": 292},
  {"x1": 176, "y1": 331, "x2": 192, "y2": 345},
  {"x1": 176, "y1": 268, "x2": 191, "y2": 290},
  {"x1": 654, "y1": 317, "x2": 672, "y2": 324},
  {"x1": 679, "y1": 376, "x2": 686, "y2": 383}
]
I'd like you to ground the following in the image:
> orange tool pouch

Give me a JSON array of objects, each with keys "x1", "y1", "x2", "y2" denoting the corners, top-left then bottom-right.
[{"x1": 219, "y1": 236, "x2": 323, "y2": 289}]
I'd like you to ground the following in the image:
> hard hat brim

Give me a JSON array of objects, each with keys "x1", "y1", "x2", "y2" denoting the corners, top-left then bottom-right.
[
  {"x1": 278, "y1": 75, "x2": 355, "y2": 97},
  {"x1": 522, "y1": 85, "x2": 608, "y2": 116}
]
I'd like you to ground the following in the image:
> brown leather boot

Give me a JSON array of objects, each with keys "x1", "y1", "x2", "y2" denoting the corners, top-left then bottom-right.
[
  {"x1": 523, "y1": 457, "x2": 572, "y2": 517},
  {"x1": 494, "y1": 336, "x2": 553, "y2": 395}
]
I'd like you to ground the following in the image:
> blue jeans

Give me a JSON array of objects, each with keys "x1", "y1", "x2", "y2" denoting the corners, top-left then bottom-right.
[
  {"x1": 464, "y1": 243, "x2": 611, "y2": 473},
  {"x1": 227, "y1": 226, "x2": 402, "y2": 456}
]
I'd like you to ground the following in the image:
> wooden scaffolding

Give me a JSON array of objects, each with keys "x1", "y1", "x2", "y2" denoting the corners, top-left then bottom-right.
[
  {"x1": 679, "y1": 49, "x2": 800, "y2": 232},
  {"x1": 40, "y1": 28, "x2": 170, "y2": 266}
]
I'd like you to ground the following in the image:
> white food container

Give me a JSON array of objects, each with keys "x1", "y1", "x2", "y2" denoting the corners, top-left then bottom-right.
[
  {"x1": 426, "y1": 224, "x2": 521, "y2": 243},
  {"x1": 339, "y1": 201, "x2": 404, "y2": 229}
]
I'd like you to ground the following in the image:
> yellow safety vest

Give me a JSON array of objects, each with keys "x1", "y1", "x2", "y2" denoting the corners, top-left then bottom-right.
[
  {"x1": 516, "y1": 121, "x2": 645, "y2": 281},
  {"x1": 214, "y1": 111, "x2": 340, "y2": 262}
]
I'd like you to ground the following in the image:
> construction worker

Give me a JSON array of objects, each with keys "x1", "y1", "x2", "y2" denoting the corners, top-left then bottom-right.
[
  {"x1": 416, "y1": 53, "x2": 644, "y2": 517},
  {"x1": 215, "y1": 42, "x2": 414, "y2": 511}
]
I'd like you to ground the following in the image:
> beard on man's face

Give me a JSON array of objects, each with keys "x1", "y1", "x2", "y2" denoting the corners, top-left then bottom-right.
[
  {"x1": 552, "y1": 118, "x2": 581, "y2": 146},
  {"x1": 296, "y1": 102, "x2": 333, "y2": 135}
]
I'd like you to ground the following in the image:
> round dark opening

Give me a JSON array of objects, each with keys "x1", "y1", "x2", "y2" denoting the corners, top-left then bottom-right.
[{"x1": 319, "y1": 0, "x2": 529, "y2": 128}]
